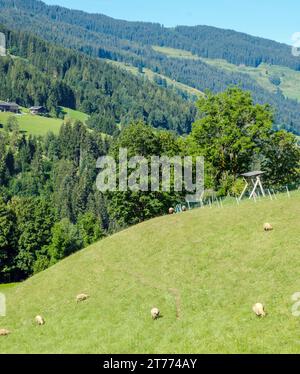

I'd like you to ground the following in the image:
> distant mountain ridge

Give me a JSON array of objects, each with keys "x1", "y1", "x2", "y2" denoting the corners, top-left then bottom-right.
[{"x1": 0, "y1": 0, "x2": 298, "y2": 70}]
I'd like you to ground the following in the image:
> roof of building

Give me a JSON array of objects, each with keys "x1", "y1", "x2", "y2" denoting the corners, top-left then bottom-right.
[
  {"x1": 0, "y1": 101, "x2": 19, "y2": 107},
  {"x1": 240, "y1": 171, "x2": 265, "y2": 178},
  {"x1": 30, "y1": 106, "x2": 45, "y2": 110}
]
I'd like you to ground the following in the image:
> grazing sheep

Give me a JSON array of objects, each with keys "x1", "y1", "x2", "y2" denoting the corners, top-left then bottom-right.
[
  {"x1": 252, "y1": 303, "x2": 266, "y2": 317},
  {"x1": 182, "y1": 206, "x2": 187, "y2": 212},
  {"x1": 169, "y1": 207, "x2": 175, "y2": 215},
  {"x1": 0, "y1": 328, "x2": 10, "y2": 336},
  {"x1": 263, "y1": 223, "x2": 273, "y2": 231},
  {"x1": 76, "y1": 293, "x2": 89, "y2": 303},
  {"x1": 35, "y1": 315, "x2": 45, "y2": 325},
  {"x1": 151, "y1": 307, "x2": 160, "y2": 320}
]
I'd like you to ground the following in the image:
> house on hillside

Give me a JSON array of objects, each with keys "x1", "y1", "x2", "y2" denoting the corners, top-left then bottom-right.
[
  {"x1": 29, "y1": 106, "x2": 47, "y2": 115},
  {"x1": 0, "y1": 101, "x2": 20, "y2": 113}
]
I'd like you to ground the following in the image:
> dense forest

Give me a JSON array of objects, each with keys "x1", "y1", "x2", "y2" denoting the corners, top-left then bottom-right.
[
  {"x1": 1, "y1": 0, "x2": 300, "y2": 134},
  {"x1": 0, "y1": 121, "x2": 109, "y2": 281}
]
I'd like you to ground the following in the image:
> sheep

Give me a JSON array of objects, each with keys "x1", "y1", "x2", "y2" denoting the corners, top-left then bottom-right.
[
  {"x1": 168, "y1": 207, "x2": 175, "y2": 215},
  {"x1": 263, "y1": 223, "x2": 273, "y2": 231},
  {"x1": 35, "y1": 315, "x2": 45, "y2": 326},
  {"x1": 0, "y1": 328, "x2": 10, "y2": 336},
  {"x1": 151, "y1": 307, "x2": 160, "y2": 320},
  {"x1": 182, "y1": 206, "x2": 187, "y2": 212},
  {"x1": 252, "y1": 303, "x2": 266, "y2": 317},
  {"x1": 76, "y1": 293, "x2": 89, "y2": 303}
]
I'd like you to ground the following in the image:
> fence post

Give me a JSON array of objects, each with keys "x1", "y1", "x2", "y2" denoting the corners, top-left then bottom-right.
[{"x1": 0, "y1": 293, "x2": 6, "y2": 317}]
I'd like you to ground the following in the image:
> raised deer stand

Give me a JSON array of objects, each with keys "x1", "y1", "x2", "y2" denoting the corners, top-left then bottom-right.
[{"x1": 239, "y1": 171, "x2": 266, "y2": 201}]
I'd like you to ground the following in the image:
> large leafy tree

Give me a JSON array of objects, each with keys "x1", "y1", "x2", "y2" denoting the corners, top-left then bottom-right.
[
  {"x1": 191, "y1": 87, "x2": 274, "y2": 186},
  {"x1": 262, "y1": 130, "x2": 300, "y2": 187},
  {"x1": 48, "y1": 218, "x2": 82, "y2": 264},
  {"x1": 110, "y1": 122, "x2": 161, "y2": 158},
  {"x1": 77, "y1": 212, "x2": 105, "y2": 247},
  {"x1": 108, "y1": 122, "x2": 183, "y2": 227},
  {"x1": 9, "y1": 197, "x2": 55, "y2": 277}
]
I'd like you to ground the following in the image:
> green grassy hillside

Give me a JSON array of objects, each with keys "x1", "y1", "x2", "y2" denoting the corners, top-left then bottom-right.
[
  {"x1": 0, "y1": 284, "x2": 18, "y2": 292},
  {"x1": 0, "y1": 112, "x2": 63, "y2": 136},
  {"x1": 152, "y1": 46, "x2": 200, "y2": 60},
  {"x1": 203, "y1": 59, "x2": 300, "y2": 102},
  {"x1": 1, "y1": 192, "x2": 300, "y2": 353},
  {"x1": 0, "y1": 108, "x2": 89, "y2": 136},
  {"x1": 61, "y1": 107, "x2": 89, "y2": 123},
  {"x1": 153, "y1": 45, "x2": 300, "y2": 102},
  {"x1": 106, "y1": 59, "x2": 203, "y2": 98}
]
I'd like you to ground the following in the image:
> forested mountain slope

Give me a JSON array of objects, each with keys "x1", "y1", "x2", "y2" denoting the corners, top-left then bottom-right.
[
  {"x1": 0, "y1": 25, "x2": 195, "y2": 134},
  {"x1": 1, "y1": 0, "x2": 300, "y2": 134},
  {"x1": 0, "y1": 0, "x2": 299, "y2": 70}
]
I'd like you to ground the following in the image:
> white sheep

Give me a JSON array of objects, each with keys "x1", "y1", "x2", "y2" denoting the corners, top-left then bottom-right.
[
  {"x1": 35, "y1": 315, "x2": 45, "y2": 325},
  {"x1": 0, "y1": 328, "x2": 10, "y2": 336},
  {"x1": 76, "y1": 293, "x2": 89, "y2": 303},
  {"x1": 252, "y1": 303, "x2": 266, "y2": 317},
  {"x1": 169, "y1": 207, "x2": 175, "y2": 215},
  {"x1": 151, "y1": 307, "x2": 160, "y2": 320},
  {"x1": 263, "y1": 223, "x2": 273, "y2": 232}
]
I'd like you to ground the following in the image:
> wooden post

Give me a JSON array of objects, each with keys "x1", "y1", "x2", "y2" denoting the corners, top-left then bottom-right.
[
  {"x1": 267, "y1": 189, "x2": 273, "y2": 200},
  {"x1": 249, "y1": 178, "x2": 260, "y2": 199},
  {"x1": 239, "y1": 179, "x2": 249, "y2": 201},
  {"x1": 257, "y1": 176, "x2": 266, "y2": 197}
]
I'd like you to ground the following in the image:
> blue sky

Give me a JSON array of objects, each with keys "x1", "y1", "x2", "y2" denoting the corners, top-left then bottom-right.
[{"x1": 43, "y1": 0, "x2": 299, "y2": 45}]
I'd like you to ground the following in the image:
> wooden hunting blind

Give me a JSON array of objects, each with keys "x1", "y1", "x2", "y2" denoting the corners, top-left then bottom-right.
[{"x1": 239, "y1": 171, "x2": 266, "y2": 201}]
